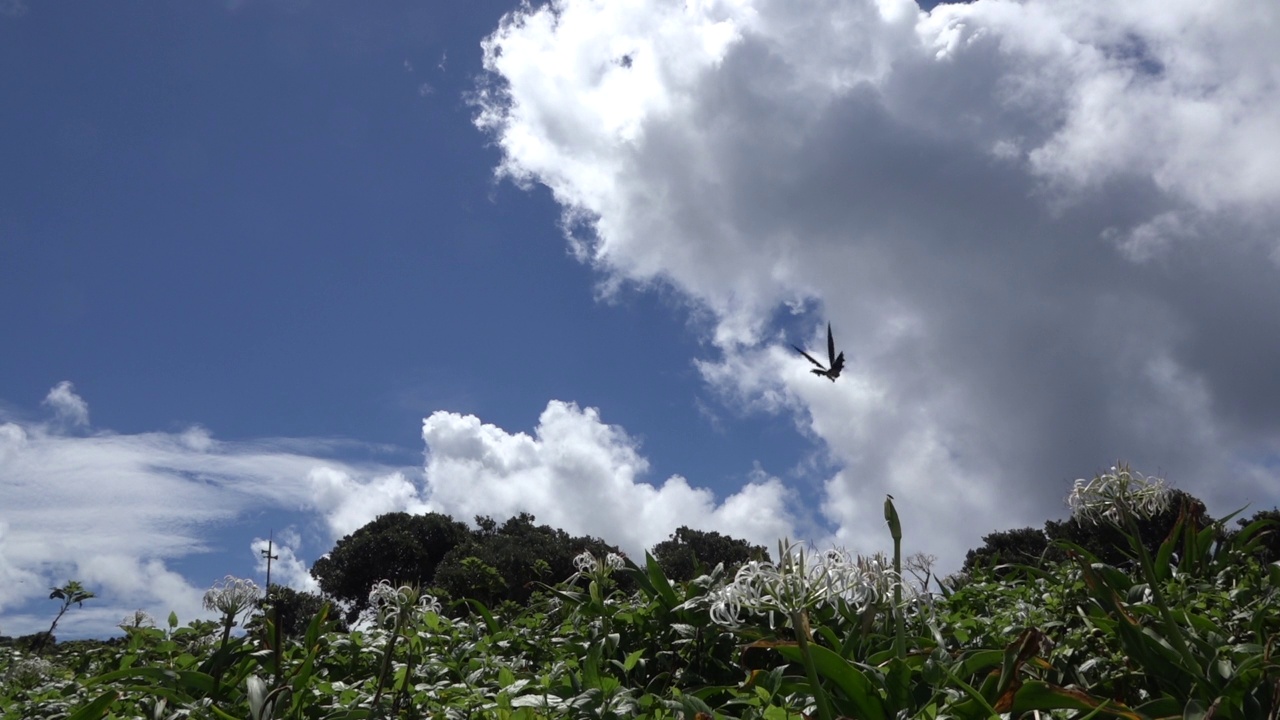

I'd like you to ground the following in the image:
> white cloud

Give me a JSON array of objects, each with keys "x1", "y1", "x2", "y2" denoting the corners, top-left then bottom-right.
[
  {"x1": 0, "y1": 384, "x2": 416, "y2": 638},
  {"x1": 3, "y1": 383, "x2": 793, "y2": 637},
  {"x1": 252, "y1": 530, "x2": 320, "y2": 594},
  {"x1": 305, "y1": 467, "x2": 430, "y2": 538},
  {"x1": 421, "y1": 400, "x2": 799, "y2": 558},
  {"x1": 43, "y1": 381, "x2": 89, "y2": 427},
  {"x1": 475, "y1": 0, "x2": 1280, "y2": 571}
]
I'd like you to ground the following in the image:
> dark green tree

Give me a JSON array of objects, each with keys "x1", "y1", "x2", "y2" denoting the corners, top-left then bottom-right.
[
  {"x1": 961, "y1": 527, "x2": 1052, "y2": 575},
  {"x1": 1235, "y1": 507, "x2": 1280, "y2": 564},
  {"x1": 310, "y1": 512, "x2": 470, "y2": 622},
  {"x1": 432, "y1": 513, "x2": 625, "y2": 608},
  {"x1": 254, "y1": 585, "x2": 346, "y2": 637},
  {"x1": 651, "y1": 526, "x2": 768, "y2": 583}
]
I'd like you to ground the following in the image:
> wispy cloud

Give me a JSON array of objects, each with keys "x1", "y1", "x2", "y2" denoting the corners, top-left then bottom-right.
[
  {"x1": 0, "y1": 383, "x2": 415, "y2": 637},
  {"x1": 0, "y1": 0, "x2": 27, "y2": 19}
]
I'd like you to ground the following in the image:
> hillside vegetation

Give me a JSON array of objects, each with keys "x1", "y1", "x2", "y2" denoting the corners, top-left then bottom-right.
[{"x1": 2, "y1": 465, "x2": 1278, "y2": 719}]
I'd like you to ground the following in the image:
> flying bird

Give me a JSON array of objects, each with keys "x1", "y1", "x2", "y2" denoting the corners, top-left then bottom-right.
[{"x1": 792, "y1": 323, "x2": 845, "y2": 382}]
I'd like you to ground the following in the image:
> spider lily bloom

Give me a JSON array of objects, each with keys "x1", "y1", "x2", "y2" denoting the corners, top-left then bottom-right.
[
  {"x1": 708, "y1": 540, "x2": 880, "y2": 632},
  {"x1": 366, "y1": 581, "x2": 443, "y2": 707},
  {"x1": 1065, "y1": 463, "x2": 1204, "y2": 676},
  {"x1": 118, "y1": 609, "x2": 156, "y2": 632},
  {"x1": 367, "y1": 580, "x2": 441, "y2": 627},
  {"x1": 203, "y1": 575, "x2": 260, "y2": 647},
  {"x1": 203, "y1": 576, "x2": 260, "y2": 626},
  {"x1": 1067, "y1": 464, "x2": 1173, "y2": 525},
  {"x1": 855, "y1": 552, "x2": 922, "y2": 612},
  {"x1": 572, "y1": 551, "x2": 626, "y2": 576},
  {"x1": 572, "y1": 551, "x2": 597, "y2": 574}
]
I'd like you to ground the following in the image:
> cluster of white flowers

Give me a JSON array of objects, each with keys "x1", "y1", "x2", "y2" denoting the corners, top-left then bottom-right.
[
  {"x1": 118, "y1": 609, "x2": 156, "y2": 632},
  {"x1": 367, "y1": 580, "x2": 442, "y2": 625},
  {"x1": 572, "y1": 551, "x2": 625, "y2": 575},
  {"x1": 708, "y1": 541, "x2": 881, "y2": 630},
  {"x1": 1067, "y1": 465, "x2": 1173, "y2": 524},
  {"x1": 3, "y1": 655, "x2": 54, "y2": 690},
  {"x1": 202, "y1": 576, "x2": 261, "y2": 625}
]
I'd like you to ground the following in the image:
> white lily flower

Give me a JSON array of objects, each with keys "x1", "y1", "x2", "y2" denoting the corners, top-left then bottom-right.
[
  {"x1": 573, "y1": 551, "x2": 597, "y2": 573},
  {"x1": 1067, "y1": 464, "x2": 1173, "y2": 524},
  {"x1": 203, "y1": 576, "x2": 260, "y2": 626},
  {"x1": 708, "y1": 540, "x2": 881, "y2": 630}
]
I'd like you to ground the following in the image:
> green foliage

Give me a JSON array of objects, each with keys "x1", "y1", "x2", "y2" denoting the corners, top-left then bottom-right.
[
  {"x1": 309, "y1": 511, "x2": 470, "y2": 621},
  {"x1": 4, "y1": 466, "x2": 1277, "y2": 719},
  {"x1": 252, "y1": 585, "x2": 347, "y2": 638},
  {"x1": 961, "y1": 526, "x2": 1051, "y2": 574},
  {"x1": 433, "y1": 555, "x2": 509, "y2": 607},
  {"x1": 432, "y1": 512, "x2": 626, "y2": 608},
  {"x1": 651, "y1": 526, "x2": 768, "y2": 583},
  {"x1": 1234, "y1": 506, "x2": 1280, "y2": 564}
]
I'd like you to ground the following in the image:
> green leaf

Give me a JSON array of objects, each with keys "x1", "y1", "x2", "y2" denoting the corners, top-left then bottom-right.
[
  {"x1": 955, "y1": 649, "x2": 1005, "y2": 679},
  {"x1": 623, "y1": 648, "x2": 645, "y2": 673},
  {"x1": 645, "y1": 552, "x2": 680, "y2": 608},
  {"x1": 1006, "y1": 680, "x2": 1144, "y2": 718},
  {"x1": 465, "y1": 598, "x2": 500, "y2": 634},
  {"x1": 763, "y1": 640, "x2": 887, "y2": 720},
  {"x1": 168, "y1": 611, "x2": 179, "y2": 629},
  {"x1": 65, "y1": 691, "x2": 118, "y2": 720}
]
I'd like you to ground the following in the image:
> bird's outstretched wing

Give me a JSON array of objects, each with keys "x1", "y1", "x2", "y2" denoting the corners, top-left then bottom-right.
[
  {"x1": 826, "y1": 323, "x2": 837, "y2": 367},
  {"x1": 791, "y1": 344, "x2": 828, "y2": 371}
]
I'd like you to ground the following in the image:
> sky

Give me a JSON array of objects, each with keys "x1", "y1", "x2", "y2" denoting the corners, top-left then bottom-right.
[{"x1": 2, "y1": 0, "x2": 1278, "y2": 639}]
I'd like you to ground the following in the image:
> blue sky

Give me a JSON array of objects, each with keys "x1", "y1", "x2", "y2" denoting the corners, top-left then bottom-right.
[{"x1": 3, "y1": 0, "x2": 1280, "y2": 638}]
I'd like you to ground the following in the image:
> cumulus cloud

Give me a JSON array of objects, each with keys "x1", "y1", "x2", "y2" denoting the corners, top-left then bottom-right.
[
  {"x1": 43, "y1": 381, "x2": 89, "y2": 428},
  {"x1": 252, "y1": 529, "x2": 320, "y2": 594},
  {"x1": 305, "y1": 467, "x2": 431, "y2": 538},
  {"x1": 421, "y1": 401, "x2": 799, "y2": 558},
  {"x1": 475, "y1": 0, "x2": 1280, "y2": 569}
]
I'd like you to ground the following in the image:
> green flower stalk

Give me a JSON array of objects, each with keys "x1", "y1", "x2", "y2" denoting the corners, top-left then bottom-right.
[
  {"x1": 884, "y1": 495, "x2": 906, "y2": 659},
  {"x1": 366, "y1": 580, "x2": 442, "y2": 710},
  {"x1": 1066, "y1": 464, "x2": 1201, "y2": 675},
  {"x1": 708, "y1": 539, "x2": 881, "y2": 720}
]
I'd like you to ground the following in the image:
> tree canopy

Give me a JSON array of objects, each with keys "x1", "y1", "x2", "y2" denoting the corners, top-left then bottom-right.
[
  {"x1": 651, "y1": 526, "x2": 768, "y2": 583},
  {"x1": 432, "y1": 513, "x2": 624, "y2": 608},
  {"x1": 310, "y1": 512, "x2": 470, "y2": 622}
]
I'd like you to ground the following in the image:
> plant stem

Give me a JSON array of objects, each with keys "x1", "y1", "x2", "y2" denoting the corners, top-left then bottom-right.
[
  {"x1": 791, "y1": 609, "x2": 835, "y2": 720},
  {"x1": 372, "y1": 612, "x2": 407, "y2": 708},
  {"x1": 1122, "y1": 507, "x2": 1202, "y2": 678},
  {"x1": 884, "y1": 495, "x2": 906, "y2": 659}
]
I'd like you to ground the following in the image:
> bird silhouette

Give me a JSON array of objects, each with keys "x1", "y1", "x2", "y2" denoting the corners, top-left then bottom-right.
[{"x1": 792, "y1": 323, "x2": 845, "y2": 381}]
